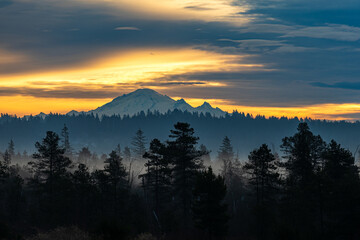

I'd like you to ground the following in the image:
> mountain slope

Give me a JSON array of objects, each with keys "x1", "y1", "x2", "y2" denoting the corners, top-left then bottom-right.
[{"x1": 68, "y1": 88, "x2": 226, "y2": 117}]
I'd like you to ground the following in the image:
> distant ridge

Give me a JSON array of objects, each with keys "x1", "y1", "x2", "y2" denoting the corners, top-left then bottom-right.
[{"x1": 67, "y1": 88, "x2": 226, "y2": 117}]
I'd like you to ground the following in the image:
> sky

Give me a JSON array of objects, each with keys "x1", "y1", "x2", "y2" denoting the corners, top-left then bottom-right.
[{"x1": 0, "y1": 0, "x2": 360, "y2": 120}]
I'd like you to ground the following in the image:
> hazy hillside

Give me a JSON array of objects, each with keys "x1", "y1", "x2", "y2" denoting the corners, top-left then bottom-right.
[{"x1": 1, "y1": 111, "x2": 360, "y2": 160}]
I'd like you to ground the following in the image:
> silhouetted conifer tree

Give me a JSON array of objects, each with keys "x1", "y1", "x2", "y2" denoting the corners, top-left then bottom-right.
[
  {"x1": 7, "y1": 140, "x2": 14, "y2": 157},
  {"x1": 321, "y1": 140, "x2": 360, "y2": 239},
  {"x1": 192, "y1": 167, "x2": 228, "y2": 239},
  {"x1": 218, "y1": 136, "x2": 244, "y2": 215},
  {"x1": 28, "y1": 131, "x2": 73, "y2": 225},
  {"x1": 115, "y1": 144, "x2": 122, "y2": 158},
  {"x1": 244, "y1": 144, "x2": 280, "y2": 239},
  {"x1": 167, "y1": 122, "x2": 204, "y2": 229},
  {"x1": 132, "y1": 129, "x2": 147, "y2": 159},
  {"x1": 103, "y1": 150, "x2": 128, "y2": 216},
  {"x1": 280, "y1": 123, "x2": 326, "y2": 238},
  {"x1": 141, "y1": 139, "x2": 172, "y2": 216},
  {"x1": 0, "y1": 151, "x2": 23, "y2": 223},
  {"x1": 218, "y1": 136, "x2": 234, "y2": 182},
  {"x1": 61, "y1": 124, "x2": 72, "y2": 156},
  {"x1": 72, "y1": 163, "x2": 94, "y2": 225}
]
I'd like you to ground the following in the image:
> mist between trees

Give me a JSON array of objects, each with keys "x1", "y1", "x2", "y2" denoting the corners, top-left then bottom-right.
[
  {"x1": 0, "y1": 120, "x2": 360, "y2": 240},
  {"x1": 2, "y1": 110, "x2": 360, "y2": 162}
]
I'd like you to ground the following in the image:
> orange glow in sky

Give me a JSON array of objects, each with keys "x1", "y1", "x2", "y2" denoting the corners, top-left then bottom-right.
[{"x1": 0, "y1": 47, "x2": 359, "y2": 121}]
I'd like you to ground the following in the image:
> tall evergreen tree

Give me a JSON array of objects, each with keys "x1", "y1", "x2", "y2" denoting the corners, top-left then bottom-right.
[
  {"x1": 61, "y1": 124, "x2": 72, "y2": 156},
  {"x1": 280, "y1": 123, "x2": 326, "y2": 238},
  {"x1": 29, "y1": 131, "x2": 73, "y2": 184},
  {"x1": 244, "y1": 144, "x2": 280, "y2": 239},
  {"x1": 2, "y1": 150, "x2": 11, "y2": 169},
  {"x1": 131, "y1": 129, "x2": 147, "y2": 159},
  {"x1": 28, "y1": 131, "x2": 73, "y2": 224},
  {"x1": 72, "y1": 163, "x2": 94, "y2": 225},
  {"x1": 245, "y1": 144, "x2": 280, "y2": 205},
  {"x1": 141, "y1": 139, "x2": 172, "y2": 215},
  {"x1": 217, "y1": 136, "x2": 243, "y2": 215},
  {"x1": 281, "y1": 123, "x2": 325, "y2": 186},
  {"x1": 218, "y1": 136, "x2": 234, "y2": 181},
  {"x1": 115, "y1": 144, "x2": 122, "y2": 158},
  {"x1": 123, "y1": 146, "x2": 131, "y2": 163},
  {"x1": 7, "y1": 140, "x2": 15, "y2": 157},
  {"x1": 321, "y1": 140, "x2": 360, "y2": 239},
  {"x1": 103, "y1": 150, "x2": 128, "y2": 216},
  {"x1": 0, "y1": 150, "x2": 23, "y2": 223},
  {"x1": 192, "y1": 167, "x2": 228, "y2": 239},
  {"x1": 167, "y1": 122, "x2": 204, "y2": 227}
]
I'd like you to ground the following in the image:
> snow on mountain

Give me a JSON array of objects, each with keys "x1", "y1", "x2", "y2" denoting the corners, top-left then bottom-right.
[
  {"x1": 195, "y1": 102, "x2": 225, "y2": 117},
  {"x1": 68, "y1": 88, "x2": 226, "y2": 117}
]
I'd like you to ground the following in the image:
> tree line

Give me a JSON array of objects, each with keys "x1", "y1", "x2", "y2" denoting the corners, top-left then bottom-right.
[
  {"x1": 0, "y1": 122, "x2": 359, "y2": 240},
  {"x1": 1, "y1": 110, "x2": 360, "y2": 161}
]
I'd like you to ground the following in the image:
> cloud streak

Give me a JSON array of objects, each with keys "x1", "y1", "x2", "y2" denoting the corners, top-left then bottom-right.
[{"x1": 114, "y1": 26, "x2": 140, "y2": 31}]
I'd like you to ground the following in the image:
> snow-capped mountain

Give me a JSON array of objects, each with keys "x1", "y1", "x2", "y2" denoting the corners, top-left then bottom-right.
[{"x1": 68, "y1": 88, "x2": 226, "y2": 117}]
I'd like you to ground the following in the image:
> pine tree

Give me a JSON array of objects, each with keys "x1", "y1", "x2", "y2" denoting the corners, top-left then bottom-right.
[
  {"x1": 131, "y1": 129, "x2": 147, "y2": 159},
  {"x1": 192, "y1": 167, "x2": 228, "y2": 239},
  {"x1": 29, "y1": 131, "x2": 73, "y2": 183},
  {"x1": 245, "y1": 144, "x2": 280, "y2": 205},
  {"x1": 28, "y1": 131, "x2": 73, "y2": 224},
  {"x1": 0, "y1": 150, "x2": 23, "y2": 222},
  {"x1": 141, "y1": 139, "x2": 172, "y2": 214},
  {"x1": 72, "y1": 163, "x2": 94, "y2": 224},
  {"x1": 217, "y1": 136, "x2": 243, "y2": 215},
  {"x1": 218, "y1": 136, "x2": 234, "y2": 184},
  {"x1": 103, "y1": 150, "x2": 128, "y2": 215},
  {"x1": 61, "y1": 124, "x2": 72, "y2": 156},
  {"x1": 321, "y1": 140, "x2": 360, "y2": 238},
  {"x1": 244, "y1": 144, "x2": 280, "y2": 239},
  {"x1": 2, "y1": 150, "x2": 11, "y2": 170},
  {"x1": 280, "y1": 123, "x2": 326, "y2": 238},
  {"x1": 281, "y1": 123, "x2": 325, "y2": 187},
  {"x1": 167, "y1": 122, "x2": 204, "y2": 226},
  {"x1": 7, "y1": 140, "x2": 15, "y2": 157},
  {"x1": 115, "y1": 144, "x2": 122, "y2": 158},
  {"x1": 124, "y1": 146, "x2": 131, "y2": 162}
]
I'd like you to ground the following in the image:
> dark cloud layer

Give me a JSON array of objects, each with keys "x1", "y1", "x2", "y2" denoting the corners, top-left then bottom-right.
[{"x1": 0, "y1": 0, "x2": 359, "y2": 110}]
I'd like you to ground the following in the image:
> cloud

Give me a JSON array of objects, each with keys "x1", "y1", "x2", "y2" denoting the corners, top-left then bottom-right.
[
  {"x1": 0, "y1": 0, "x2": 360, "y2": 119},
  {"x1": 218, "y1": 39, "x2": 314, "y2": 53},
  {"x1": 0, "y1": 86, "x2": 120, "y2": 99},
  {"x1": 0, "y1": 0, "x2": 12, "y2": 8},
  {"x1": 282, "y1": 24, "x2": 360, "y2": 41},
  {"x1": 311, "y1": 82, "x2": 360, "y2": 90},
  {"x1": 184, "y1": 5, "x2": 213, "y2": 11},
  {"x1": 114, "y1": 26, "x2": 140, "y2": 31},
  {"x1": 242, "y1": 0, "x2": 360, "y2": 10}
]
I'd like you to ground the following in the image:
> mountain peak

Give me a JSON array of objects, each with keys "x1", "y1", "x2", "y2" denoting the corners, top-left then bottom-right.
[
  {"x1": 200, "y1": 101, "x2": 212, "y2": 108},
  {"x1": 132, "y1": 88, "x2": 159, "y2": 95},
  {"x1": 72, "y1": 89, "x2": 226, "y2": 117},
  {"x1": 176, "y1": 98, "x2": 186, "y2": 103}
]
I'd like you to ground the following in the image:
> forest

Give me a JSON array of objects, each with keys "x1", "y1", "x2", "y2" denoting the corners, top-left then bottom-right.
[
  {"x1": 1, "y1": 110, "x2": 360, "y2": 161},
  {"x1": 0, "y1": 121, "x2": 359, "y2": 240}
]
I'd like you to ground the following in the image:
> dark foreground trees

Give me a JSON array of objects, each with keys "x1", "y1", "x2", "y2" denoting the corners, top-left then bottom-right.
[
  {"x1": 192, "y1": 167, "x2": 228, "y2": 240},
  {"x1": 28, "y1": 131, "x2": 73, "y2": 225},
  {"x1": 167, "y1": 122, "x2": 204, "y2": 228},
  {"x1": 244, "y1": 144, "x2": 280, "y2": 239},
  {"x1": 1, "y1": 122, "x2": 360, "y2": 240}
]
